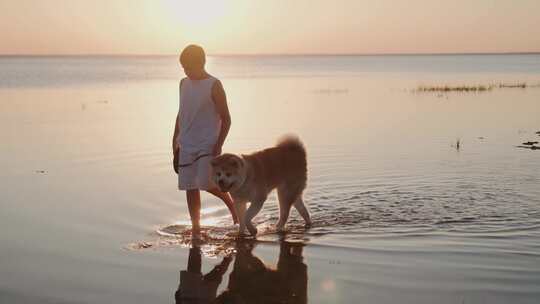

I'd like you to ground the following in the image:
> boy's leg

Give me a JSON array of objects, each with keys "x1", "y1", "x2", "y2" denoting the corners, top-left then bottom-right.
[
  {"x1": 206, "y1": 188, "x2": 238, "y2": 224},
  {"x1": 186, "y1": 189, "x2": 201, "y2": 235}
]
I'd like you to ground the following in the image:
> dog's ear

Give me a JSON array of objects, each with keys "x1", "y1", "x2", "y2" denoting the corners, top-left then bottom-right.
[{"x1": 211, "y1": 158, "x2": 219, "y2": 167}]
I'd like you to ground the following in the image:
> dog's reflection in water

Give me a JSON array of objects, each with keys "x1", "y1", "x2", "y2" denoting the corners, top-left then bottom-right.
[
  {"x1": 175, "y1": 241, "x2": 308, "y2": 304},
  {"x1": 217, "y1": 241, "x2": 308, "y2": 304}
]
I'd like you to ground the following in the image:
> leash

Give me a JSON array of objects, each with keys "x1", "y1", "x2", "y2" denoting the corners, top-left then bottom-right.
[{"x1": 178, "y1": 153, "x2": 212, "y2": 168}]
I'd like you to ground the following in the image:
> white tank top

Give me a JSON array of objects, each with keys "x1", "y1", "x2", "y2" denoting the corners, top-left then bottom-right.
[{"x1": 176, "y1": 76, "x2": 221, "y2": 156}]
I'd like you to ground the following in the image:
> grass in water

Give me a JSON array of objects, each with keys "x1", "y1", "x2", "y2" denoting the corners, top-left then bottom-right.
[
  {"x1": 417, "y1": 85, "x2": 493, "y2": 93},
  {"x1": 415, "y1": 82, "x2": 539, "y2": 93}
]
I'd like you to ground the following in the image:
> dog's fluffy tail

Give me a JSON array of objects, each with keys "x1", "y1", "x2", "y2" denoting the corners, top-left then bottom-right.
[{"x1": 276, "y1": 134, "x2": 306, "y2": 156}]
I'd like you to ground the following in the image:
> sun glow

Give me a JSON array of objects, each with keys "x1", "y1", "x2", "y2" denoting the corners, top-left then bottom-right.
[
  {"x1": 164, "y1": 0, "x2": 228, "y2": 26},
  {"x1": 161, "y1": 0, "x2": 231, "y2": 42}
]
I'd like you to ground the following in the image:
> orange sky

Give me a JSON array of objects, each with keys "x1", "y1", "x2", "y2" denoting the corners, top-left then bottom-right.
[{"x1": 1, "y1": 0, "x2": 539, "y2": 55}]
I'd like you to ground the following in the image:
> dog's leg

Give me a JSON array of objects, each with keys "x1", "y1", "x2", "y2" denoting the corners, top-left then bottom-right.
[
  {"x1": 276, "y1": 187, "x2": 294, "y2": 232},
  {"x1": 235, "y1": 201, "x2": 247, "y2": 236},
  {"x1": 293, "y1": 196, "x2": 311, "y2": 227},
  {"x1": 244, "y1": 201, "x2": 264, "y2": 236}
]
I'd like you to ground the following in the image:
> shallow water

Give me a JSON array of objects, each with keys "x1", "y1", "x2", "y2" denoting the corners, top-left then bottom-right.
[{"x1": 1, "y1": 54, "x2": 540, "y2": 303}]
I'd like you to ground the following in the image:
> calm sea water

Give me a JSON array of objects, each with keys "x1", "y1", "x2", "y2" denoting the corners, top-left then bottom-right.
[{"x1": 1, "y1": 54, "x2": 539, "y2": 303}]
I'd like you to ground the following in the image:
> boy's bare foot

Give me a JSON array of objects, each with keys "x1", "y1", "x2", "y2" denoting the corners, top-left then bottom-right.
[
  {"x1": 191, "y1": 234, "x2": 202, "y2": 243},
  {"x1": 191, "y1": 227, "x2": 201, "y2": 240}
]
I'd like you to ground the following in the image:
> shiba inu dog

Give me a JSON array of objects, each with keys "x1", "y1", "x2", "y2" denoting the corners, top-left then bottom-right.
[{"x1": 210, "y1": 135, "x2": 311, "y2": 236}]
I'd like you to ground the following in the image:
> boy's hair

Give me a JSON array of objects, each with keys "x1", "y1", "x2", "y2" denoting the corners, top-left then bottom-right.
[{"x1": 179, "y1": 44, "x2": 206, "y2": 68}]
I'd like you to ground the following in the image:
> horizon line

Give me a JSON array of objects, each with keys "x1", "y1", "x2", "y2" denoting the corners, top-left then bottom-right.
[{"x1": 1, "y1": 51, "x2": 540, "y2": 57}]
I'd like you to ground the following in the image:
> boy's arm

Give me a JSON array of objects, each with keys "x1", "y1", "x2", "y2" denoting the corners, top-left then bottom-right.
[
  {"x1": 212, "y1": 79, "x2": 231, "y2": 156},
  {"x1": 172, "y1": 79, "x2": 185, "y2": 151},
  {"x1": 172, "y1": 113, "x2": 180, "y2": 151}
]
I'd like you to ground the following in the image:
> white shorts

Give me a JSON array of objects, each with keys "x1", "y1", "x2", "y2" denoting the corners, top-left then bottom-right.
[{"x1": 178, "y1": 155, "x2": 215, "y2": 190}]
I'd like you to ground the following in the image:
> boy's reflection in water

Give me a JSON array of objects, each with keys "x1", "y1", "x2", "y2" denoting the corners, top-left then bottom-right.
[
  {"x1": 175, "y1": 241, "x2": 308, "y2": 304},
  {"x1": 175, "y1": 246, "x2": 232, "y2": 304}
]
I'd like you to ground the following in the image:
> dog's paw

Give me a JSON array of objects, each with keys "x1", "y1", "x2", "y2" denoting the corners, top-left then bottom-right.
[
  {"x1": 247, "y1": 226, "x2": 258, "y2": 236},
  {"x1": 236, "y1": 231, "x2": 249, "y2": 239}
]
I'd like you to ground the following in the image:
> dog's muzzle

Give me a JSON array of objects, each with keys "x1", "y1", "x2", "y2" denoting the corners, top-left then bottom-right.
[{"x1": 218, "y1": 180, "x2": 233, "y2": 192}]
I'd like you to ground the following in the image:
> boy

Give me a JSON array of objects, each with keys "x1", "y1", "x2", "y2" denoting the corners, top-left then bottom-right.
[
  {"x1": 172, "y1": 44, "x2": 238, "y2": 238},
  {"x1": 175, "y1": 246, "x2": 232, "y2": 303}
]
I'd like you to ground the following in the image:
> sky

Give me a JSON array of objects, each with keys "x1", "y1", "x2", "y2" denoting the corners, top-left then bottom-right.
[{"x1": 1, "y1": 0, "x2": 539, "y2": 55}]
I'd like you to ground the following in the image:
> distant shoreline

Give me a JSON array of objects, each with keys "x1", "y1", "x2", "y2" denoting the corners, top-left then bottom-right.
[{"x1": 1, "y1": 52, "x2": 540, "y2": 58}]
